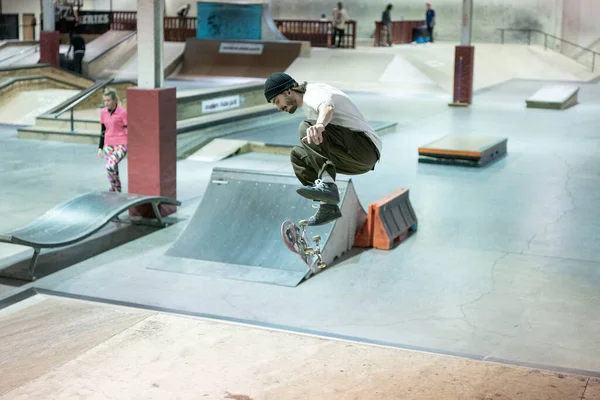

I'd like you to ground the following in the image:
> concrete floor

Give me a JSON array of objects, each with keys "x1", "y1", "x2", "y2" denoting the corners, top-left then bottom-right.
[
  {"x1": 2, "y1": 294, "x2": 599, "y2": 400},
  {"x1": 1, "y1": 42, "x2": 600, "y2": 396}
]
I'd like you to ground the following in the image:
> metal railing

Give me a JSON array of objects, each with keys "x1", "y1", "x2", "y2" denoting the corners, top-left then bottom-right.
[
  {"x1": 498, "y1": 28, "x2": 598, "y2": 72},
  {"x1": 274, "y1": 19, "x2": 357, "y2": 49},
  {"x1": 54, "y1": 78, "x2": 114, "y2": 132}
]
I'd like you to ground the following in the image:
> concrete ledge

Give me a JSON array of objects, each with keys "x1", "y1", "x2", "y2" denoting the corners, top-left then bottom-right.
[
  {"x1": 0, "y1": 64, "x2": 95, "y2": 89},
  {"x1": 17, "y1": 126, "x2": 100, "y2": 145},
  {"x1": 0, "y1": 76, "x2": 87, "y2": 100},
  {"x1": 176, "y1": 82, "x2": 267, "y2": 121}
]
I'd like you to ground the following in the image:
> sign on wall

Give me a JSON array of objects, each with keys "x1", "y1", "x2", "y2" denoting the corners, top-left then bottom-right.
[
  {"x1": 218, "y1": 42, "x2": 264, "y2": 55},
  {"x1": 202, "y1": 95, "x2": 241, "y2": 113},
  {"x1": 57, "y1": 11, "x2": 111, "y2": 35},
  {"x1": 196, "y1": 2, "x2": 262, "y2": 40}
]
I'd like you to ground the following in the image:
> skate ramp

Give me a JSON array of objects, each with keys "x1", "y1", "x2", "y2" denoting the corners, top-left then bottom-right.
[
  {"x1": 176, "y1": 38, "x2": 302, "y2": 79},
  {"x1": 526, "y1": 84, "x2": 580, "y2": 110},
  {"x1": 83, "y1": 31, "x2": 137, "y2": 79},
  {"x1": 151, "y1": 167, "x2": 367, "y2": 286},
  {"x1": 105, "y1": 42, "x2": 185, "y2": 81},
  {"x1": 189, "y1": 116, "x2": 397, "y2": 162},
  {"x1": 284, "y1": 43, "x2": 598, "y2": 95},
  {"x1": 260, "y1": 3, "x2": 288, "y2": 41}
]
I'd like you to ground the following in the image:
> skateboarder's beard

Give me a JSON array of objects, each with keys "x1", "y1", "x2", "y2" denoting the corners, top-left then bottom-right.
[{"x1": 282, "y1": 96, "x2": 297, "y2": 114}]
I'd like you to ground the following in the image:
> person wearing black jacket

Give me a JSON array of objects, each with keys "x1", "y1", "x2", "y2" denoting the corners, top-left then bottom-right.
[{"x1": 67, "y1": 34, "x2": 85, "y2": 75}]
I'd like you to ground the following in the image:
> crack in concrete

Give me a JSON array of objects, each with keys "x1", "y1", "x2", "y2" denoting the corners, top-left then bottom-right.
[
  {"x1": 459, "y1": 252, "x2": 509, "y2": 332},
  {"x1": 522, "y1": 153, "x2": 576, "y2": 254},
  {"x1": 580, "y1": 377, "x2": 590, "y2": 400}
]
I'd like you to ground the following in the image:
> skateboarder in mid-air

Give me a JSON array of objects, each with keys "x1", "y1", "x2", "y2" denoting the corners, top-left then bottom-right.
[{"x1": 264, "y1": 72, "x2": 382, "y2": 226}]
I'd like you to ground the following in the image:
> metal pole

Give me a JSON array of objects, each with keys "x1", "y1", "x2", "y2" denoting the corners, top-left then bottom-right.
[
  {"x1": 71, "y1": 107, "x2": 74, "y2": 131},
  {"x1": 460, "y1": 0, "x2": 473, "y2": 46}
]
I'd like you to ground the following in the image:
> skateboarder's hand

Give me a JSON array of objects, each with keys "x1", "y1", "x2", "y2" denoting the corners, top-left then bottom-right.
[
  {"x1": 97, "y1": 148, "x2": 104, "y2": 159},
  {"x1": 303, "y1": 124, "x2": 325, "y2": 145}
]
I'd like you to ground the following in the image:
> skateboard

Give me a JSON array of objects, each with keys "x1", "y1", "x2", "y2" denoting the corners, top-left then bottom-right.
[{"x1": 281, "y1": 219, "x2": 326, "y2": 273}]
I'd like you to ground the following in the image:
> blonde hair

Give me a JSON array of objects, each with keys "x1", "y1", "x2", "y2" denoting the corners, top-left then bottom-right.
[
  {"x1": 102, "y1": 87, "x2": 120, "y2": 103},
  {"x1": 290, "y1": 81, "x2": 308, "y2": 94}
]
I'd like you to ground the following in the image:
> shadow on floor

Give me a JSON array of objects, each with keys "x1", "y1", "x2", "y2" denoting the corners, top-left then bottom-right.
[{"x1": 0, "y1": 223, "x2": 166, "y2": 283}]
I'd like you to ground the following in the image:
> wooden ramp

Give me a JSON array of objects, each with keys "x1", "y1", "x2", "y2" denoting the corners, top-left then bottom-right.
[{"x1": 176, "y1": 38, "x2": 302, "y2": 79}]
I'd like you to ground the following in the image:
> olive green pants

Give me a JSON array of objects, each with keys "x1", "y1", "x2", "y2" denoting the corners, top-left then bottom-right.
[{"x1": 290, "y1": 120, "x2": 380, "y2": 186}]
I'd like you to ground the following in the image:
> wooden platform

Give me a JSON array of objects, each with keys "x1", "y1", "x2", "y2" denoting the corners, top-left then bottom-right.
[
  {"x1": 418, "y1": 135, "x2": 508, "y2": 167},
  {"x1": 177, "y1": 38, "x2": 302, "y2": 79},
  {"x1": 1, "y1": 294, "x2": 599, "y2": 399}
]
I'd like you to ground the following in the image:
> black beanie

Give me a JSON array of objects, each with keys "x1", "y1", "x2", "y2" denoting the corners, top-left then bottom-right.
[{"x1": 264, "y1": 72, "x2": 297, "y2": 102}]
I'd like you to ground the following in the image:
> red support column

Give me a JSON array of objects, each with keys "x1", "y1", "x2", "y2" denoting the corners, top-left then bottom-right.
[
  {"x1": 126, "y1": 87, "x2": 178, "y2": 218},
  {"x1": 450, "y1": 45, "x2": 475, "y2": 106},
  {"x1": 39, "y1": 31, "x2": 60, "y2": 67}
]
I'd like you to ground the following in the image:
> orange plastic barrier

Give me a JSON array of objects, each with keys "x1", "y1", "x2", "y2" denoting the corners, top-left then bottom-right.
[{"x1": 354, "y1": 188, "x2": 417, "y2": 250}]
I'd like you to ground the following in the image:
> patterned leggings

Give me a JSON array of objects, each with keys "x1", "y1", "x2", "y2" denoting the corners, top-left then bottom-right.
[{"x1": 104, "y1": 144, "x2": 128, "y2": 192}]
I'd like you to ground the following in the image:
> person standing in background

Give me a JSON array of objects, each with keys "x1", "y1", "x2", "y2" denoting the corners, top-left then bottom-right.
[
  {"x1": 67, "y1": 34, "x2": 85, "y2": 74},
  {"x1": 426, "y1": 2, "x2": 435, "y2": 43},
  {"x1": 97, "y1": 88, "x2": 128, "y2": 193},
  {"x1": 380, "y1": 4, "x2": 393, "y2": 46},
  {"x1": 63, "y1": 5, "x2": 77, "y2": 40},
  {"x1": 331, "y1": 2, "x2": 349, "y2": 48}
]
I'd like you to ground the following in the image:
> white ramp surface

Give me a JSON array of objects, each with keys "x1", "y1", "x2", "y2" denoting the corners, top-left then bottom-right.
[{"x1": 526, "y1": 84, "x2": 580, "y2": 110}]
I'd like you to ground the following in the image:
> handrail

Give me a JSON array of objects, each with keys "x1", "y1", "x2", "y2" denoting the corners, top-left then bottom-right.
[
  {"x1": 54, "y1": 78, "x2": 114, "y2": 131},
  {"x1": 497, "y1": 28, "x2": 598, "y2": 72},
  {"x1": 0, "y1": 45, "x2": 39, "y2": 65}
]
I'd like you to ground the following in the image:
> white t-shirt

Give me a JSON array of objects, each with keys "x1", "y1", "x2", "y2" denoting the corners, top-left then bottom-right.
[
  {"x1": 332, "y1": 8, "x2": 349, "y2": 29},
  {"x1": 301, "y1": 83, "x2": 382, "y2": 156}
]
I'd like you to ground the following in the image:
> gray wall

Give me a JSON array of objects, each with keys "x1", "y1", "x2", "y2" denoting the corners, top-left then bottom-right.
[
  {"x1": 560, "y1": 0, "x2": 600, "y2": 67},
  {"x1": 268, "y1": 0, "x2": 572, "y2": 44}
]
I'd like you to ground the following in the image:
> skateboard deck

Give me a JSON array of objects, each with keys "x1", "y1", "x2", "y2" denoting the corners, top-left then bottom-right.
[{"x1": 281, "y1": 219, "x2": 326, "y2": 273}]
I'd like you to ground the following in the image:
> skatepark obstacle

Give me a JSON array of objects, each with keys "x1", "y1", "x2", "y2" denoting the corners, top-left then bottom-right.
[
  {"x1": 526, "y1": 84, "x2": 580, "y2": 110},
  {"x1": 354, "y1": 188, "x2": 418, "y2": 250},
  {"x1": 176, "y1": 38, "x2": 302, "y2": 79},
  {"x1": 153, "y1": 167, "x2": 367, "y2": 287},
  {"x1": 418, "y1": 135, "x2": 508, "y2": 167},
  {"x1": 0, "y1": 191, "x2": 181, "y2": 280}
]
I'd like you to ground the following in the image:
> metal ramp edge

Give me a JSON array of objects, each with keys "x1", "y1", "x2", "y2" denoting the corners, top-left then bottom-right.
[{"x1": 154, "y1": 167, "x2": 367, "y2": 287}]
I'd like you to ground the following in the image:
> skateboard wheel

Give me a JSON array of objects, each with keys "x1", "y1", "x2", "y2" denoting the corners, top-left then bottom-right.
[
  {"x1": 299, "y1": 220, "x2": 308, "y2": 226},
  {"x1": 318, "y1": 263, "x2": 326, "y2": 269},
  {"x1": 312, "y1": 235, "x2": 321, "y2": 242},
  {"x1": 304, "y1": 248, "x2": 314, "y2": 255}
]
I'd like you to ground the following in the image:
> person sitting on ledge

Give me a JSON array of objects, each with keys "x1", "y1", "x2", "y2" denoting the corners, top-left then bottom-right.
[{"x1": 264, "y1": 72, "x2": 382, "y2": 226}]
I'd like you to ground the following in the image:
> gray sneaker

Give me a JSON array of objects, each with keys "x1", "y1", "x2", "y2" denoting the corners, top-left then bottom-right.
[
  {"x1": 296, "y1": 179, "x2": 340, "y2": 204},
  {"x1": 307, "y1": 203, "x2": 342, "y2": 226}
]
